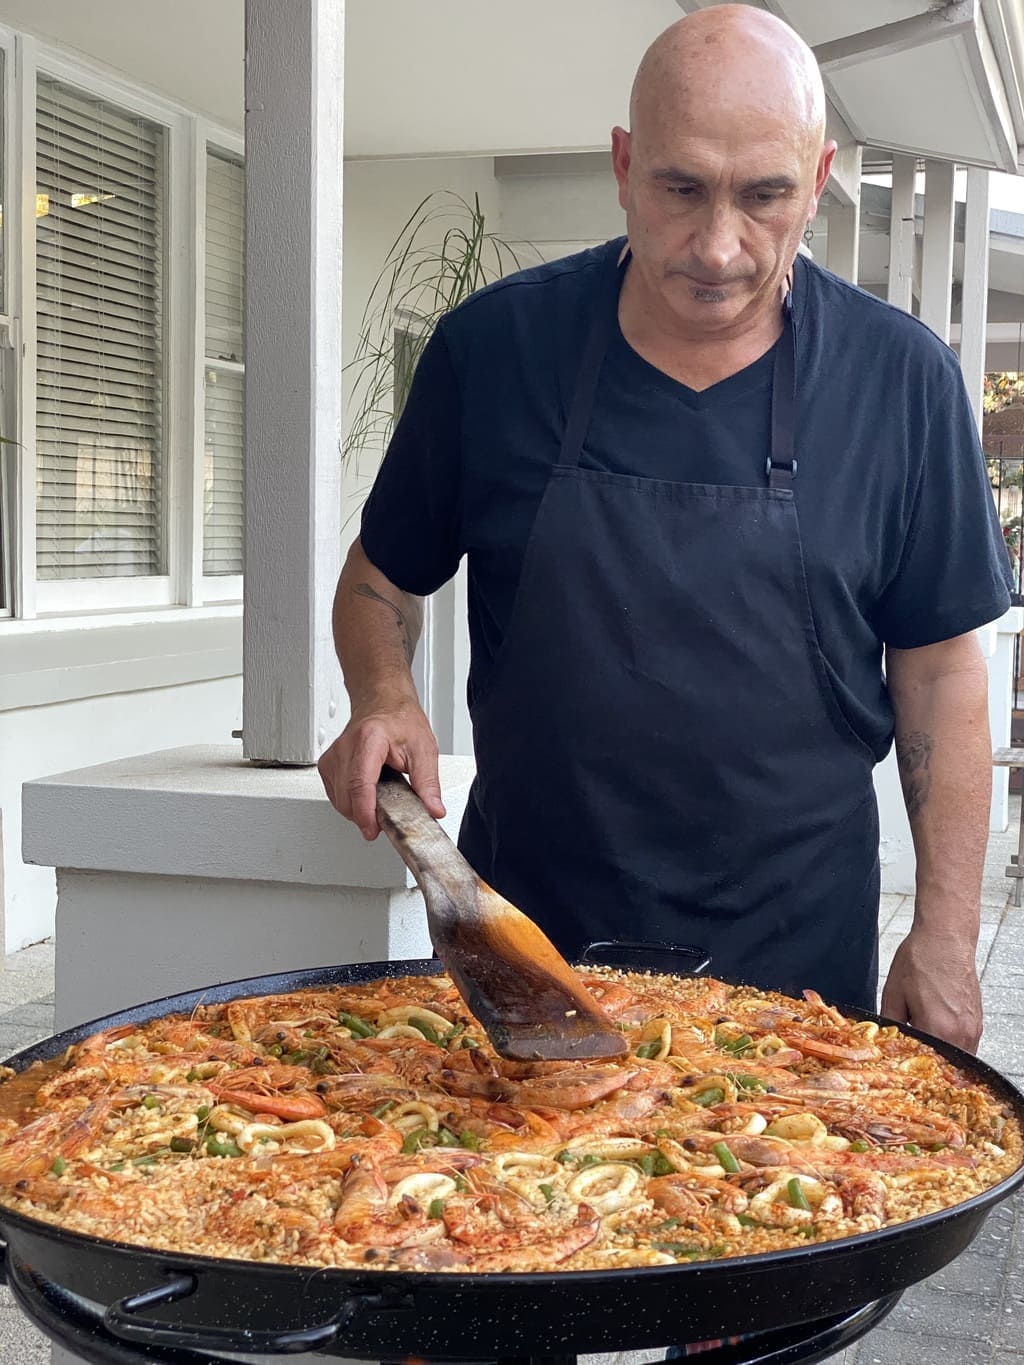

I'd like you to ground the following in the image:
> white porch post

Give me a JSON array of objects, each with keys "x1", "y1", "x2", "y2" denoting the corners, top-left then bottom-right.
[
  {"x1": 242, "y1": 0, "x2": 344, "y2": 765},
  {"x1": 919, "y1": 158, "x2": 956, "y2": 342},
  {"x1": 824, "y1": 143, "x2": 862, "y2": 284},
  {"x1": 886, "y1": 153, "x2": 917, "y2": 312},
  {"x1": 960, "y1": 166, "x2": 991, "y2": 429}
]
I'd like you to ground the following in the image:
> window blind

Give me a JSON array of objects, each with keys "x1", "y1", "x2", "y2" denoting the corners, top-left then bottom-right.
[
  {"x1": 203, "y1": 151, "x2": 244, "y2": 576},
  {"x1": 35, "y1": 79, "x2": 165, "y2": 581}
]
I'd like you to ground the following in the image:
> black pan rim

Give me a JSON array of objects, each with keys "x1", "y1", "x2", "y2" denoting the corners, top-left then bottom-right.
[{"x1": 1, "y1": 954, "x2": 1021, "y2": 1290}]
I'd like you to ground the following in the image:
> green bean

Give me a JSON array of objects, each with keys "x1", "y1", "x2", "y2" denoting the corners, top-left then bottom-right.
[
  {"x1": 436, "y1": 1127, "x2": 460, "y2": 1147},
  {"x1": 848, "y1": 1139, "x2": 870, "y2": 1153},
  {"x1": 694, "y1": 1088, "x2": 725, "y2": 1107},
  {"x1": 539, "y1": 1183, "x2": 555, "y2": 1203},
  {"x1": 401, "y1": 1127, "x2": 434, "y2": 1154},
  {"x1": 407, "y1": 1018, "x2": 441, "y2": 1045},
  {"x1": 458, "y1": 1130, "x2": 481, "y2": 1151},
  {"x1": 206, "y1": 1135, "x2": 242, "y2": 1158},
  {"x1": 50, "y1": 1156, "x2": 67, "y2": 1177},
  {"x1": 635, "y1": 1041, "x2": 660, "y2": 1060},
  {"x1": 712, "y1": 1141, "x2": 740, "y2": 1174},
  {"x1": 652, "y1": 1153, "x2": 675, "y2": 1176},
  {"x1": 637, "y1": 1154, "x2": 656, "y2": 1176},
  {"x1": 904, "y1": 1143, "x2": 922, "y2": 1156},
  {"x1": 427, "y1": 1198, "x2": 446, "y2": 1220},
  {"x1": 338, "y1": 1012, "x2": 375, "y2": 1039},
  {"x1": 170, "y1": 1137, "x2": 196, "y2": 1153},
  {"x1": 196, "y1": 1105, "x2": 211, "y2": 1122},
  {"x1": 142, "y1": 1094, "x2": 161, "y2": 1110},
  {"x1": 371, "y1": 1100, "x2": 396, "y2": 1119},
  {"x1": 787, "y1": 1177, "x2": 811, "y2": 1211},
  {"x1": 736, "y1": 1213, "x2": 761, "y2": 1228}
]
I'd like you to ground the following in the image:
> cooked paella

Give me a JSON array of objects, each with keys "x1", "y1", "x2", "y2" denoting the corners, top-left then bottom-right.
[{"x1": 0, "y1": 969, "x2": 1019, "y2": 1272}]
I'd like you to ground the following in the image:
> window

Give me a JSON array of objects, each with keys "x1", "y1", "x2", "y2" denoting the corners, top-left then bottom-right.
[
  {"x1": 35, "y1": 78, "x2": 166, "y2": 582},
  {"x1": 0, "y1": 40, "x2": 244, "y2": 622},
  {"x1": 203, "y1": 150, "x2": 244, "y2": 577}
]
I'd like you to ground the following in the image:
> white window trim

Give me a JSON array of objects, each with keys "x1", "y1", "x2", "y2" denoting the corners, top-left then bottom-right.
[
  {"x1": 5, "y1": 36, "x2": 245, "y2": 622},
  {"x1": 197, "y1": 127, "x2": 244, "y2": 602},
  {"x1": 0, "y1": 26, "x2": 16, "y2": 619}
]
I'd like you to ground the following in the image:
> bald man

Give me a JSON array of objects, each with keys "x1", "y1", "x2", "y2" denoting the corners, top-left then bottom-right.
[{"x1": 320, "y1": 6, "x2": 1010, "y2": 1051}]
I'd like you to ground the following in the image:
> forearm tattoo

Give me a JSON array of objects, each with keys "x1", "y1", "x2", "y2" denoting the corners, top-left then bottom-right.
[
  {"x1": 353, "y1": 582, "x2": 415, "y2": 665},
  {"x1": 896, "y1": 730, "x2": 934, "y2": 819}
]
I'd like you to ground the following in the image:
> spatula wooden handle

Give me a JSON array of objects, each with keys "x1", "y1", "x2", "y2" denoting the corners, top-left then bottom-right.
[{"x1": 375, "y1": 765, "x2": 477, "y2": 901}]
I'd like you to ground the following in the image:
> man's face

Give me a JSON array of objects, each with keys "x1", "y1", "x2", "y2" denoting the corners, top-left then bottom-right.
[{"x1": 611, "y1": 106, "x2": 833, "y2": 336}]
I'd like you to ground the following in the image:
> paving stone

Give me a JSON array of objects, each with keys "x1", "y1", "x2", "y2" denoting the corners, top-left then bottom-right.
[
  {"x1": 848, "y1": 1325, "x2": 993, "y2": 1364},
  {"x1": 0, "y1": 1023, "x2": 56, "y2": 1062},
  {"x1": 0, "y1": 999, "x2": 56, "y2": 1029},
  {"x1": 978, "y1": 1019, "x2": 1024, "y2": 1074},
  {"x1": 0, "y1": 1289, "x2": 54, "y2": 1360},
  {"x1": 982, "y1": 987, "x2": 1024, "y2": 1014},
  {"x1": 886, "y1": 1276, "x2": 1002, "y2": 1339}
]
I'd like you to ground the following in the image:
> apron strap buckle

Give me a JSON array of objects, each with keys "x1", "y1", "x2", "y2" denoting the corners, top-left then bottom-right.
[{"x1": 766, "y1": 457, "x2": 797, "y2": 490}]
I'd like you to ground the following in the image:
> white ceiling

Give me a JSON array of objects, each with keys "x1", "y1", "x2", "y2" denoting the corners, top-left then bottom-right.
[
  {"x1": 0, "y1": 0, "x2": 245, "y2": 130},
  {"x1": 2, "y1": 0, "x2": 1022, "y2": 171},
  {"x1": 678, "y1": 0, "x2": 1024, "y2": 173}
]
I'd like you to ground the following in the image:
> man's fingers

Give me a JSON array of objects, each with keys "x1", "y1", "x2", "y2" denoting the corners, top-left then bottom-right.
[
  {"x1": 348, "y1": 735, "x2": 392, "y2": 839},
  {"x1": 407, "y1": 745, "x2": 446, "y2": 819}
]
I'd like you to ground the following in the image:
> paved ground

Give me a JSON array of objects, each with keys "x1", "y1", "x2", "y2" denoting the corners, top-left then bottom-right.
[{"x1": 0, "y1": 815, "x2": 1022, "y2": 1364}]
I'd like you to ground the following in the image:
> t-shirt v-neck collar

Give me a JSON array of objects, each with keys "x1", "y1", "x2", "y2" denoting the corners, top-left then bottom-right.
[{"x1": 610, "y1": 323, "x2": 778, "y2": 410}]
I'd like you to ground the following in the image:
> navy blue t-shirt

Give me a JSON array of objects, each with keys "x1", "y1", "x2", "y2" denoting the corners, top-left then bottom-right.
[{"x1": 361, "y1": 238, "x2": 1011, "y2": 760}]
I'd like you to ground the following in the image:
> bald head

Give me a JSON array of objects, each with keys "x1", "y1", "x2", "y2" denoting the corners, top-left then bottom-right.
[
  {"x1": 629, "y1": 6, "x2": 826, "y2": 157},
  {"x1": 610, "y1": 5, "x2": 835, "y2": 342}
]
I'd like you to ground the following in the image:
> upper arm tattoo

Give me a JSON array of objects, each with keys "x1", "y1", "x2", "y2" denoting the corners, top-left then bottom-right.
[
  {"x1": 353, "y1": 582, "x2": 415, "y2": 665},
  {"x1": 896, "y1": 730, "x2": 934, "y2": 819}
]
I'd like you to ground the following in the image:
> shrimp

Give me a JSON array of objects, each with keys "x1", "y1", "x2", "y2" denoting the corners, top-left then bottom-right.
[
  {"x1": 0, "y1": 1098, "x2": 116, "y2": 1185},
  {"x1": 776, "y1": 1028, "x2": 880, "y2": 1065},
  {"x1": 333, "y1": 1156, "x2": 447, "y2": 1248},
  {"x1": 648, "y1": 1171, "x2": 749, "y2": 1220},
  {"x1": 461, "y1": 1205, "x2": 601, "y2": 1271},
  {"x1": 436, "y1": 1065, "x2": 638, "y2": 1111},
  {"x1": 209, "y1": 1065, "x2": 327, "y2": 1121}
]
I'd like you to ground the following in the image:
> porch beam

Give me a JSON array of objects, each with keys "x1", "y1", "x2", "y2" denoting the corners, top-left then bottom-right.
[
  {"x1": 242, "y1": 0, "x2": 344, "y2": 765},
  {"x1": 826, "y1": 203, "x2": 860, "y2": 284},
  {"x1": 826, "y1": 141, "x2": 863, "y2": 210},
  {"x1": 919, "y1": 158, "x2": 957, "y2": 343},
  {"x1": 886, "y1": 153, "x2": 917, "y2": 313},
  {"x1": 960, "y1": 166, "x2": 991, "y2": 429},
  {"x1": 812, "y1": 1, "x2": 978, "y2": 75}
]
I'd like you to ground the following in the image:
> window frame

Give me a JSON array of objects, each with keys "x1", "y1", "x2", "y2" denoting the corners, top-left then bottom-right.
[
  {"x1": 0, "y1": 26, "x2": 18, "y2": 618},
  {"x1": 198, "y1": 130, "x2": 244, "y2": 604},
  {"x1": 4, "y1": 35, "x2": 244, "y2": 622}
]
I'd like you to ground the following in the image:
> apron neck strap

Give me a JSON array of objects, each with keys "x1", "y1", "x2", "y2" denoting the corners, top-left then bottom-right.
[{"x1": 559, "y1": 251, "x2": 799, "y2": 488}]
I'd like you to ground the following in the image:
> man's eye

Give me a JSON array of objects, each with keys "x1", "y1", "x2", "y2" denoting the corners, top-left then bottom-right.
[{"x1": 668, "y1": 186, "x2": 697, "y2": 197}]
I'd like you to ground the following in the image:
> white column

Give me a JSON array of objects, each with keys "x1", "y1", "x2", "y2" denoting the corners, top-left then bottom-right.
[
  {"x1": 825, "y1": 143, "x2": 862, "y2": 284},
  {"x1": 919, "y1": 158, "x2": 956, "y2": 342},
  {"x1": 242, "y1": 0, "x2": 344, "y2": 764},
  {"x1": 887, "y1": 153, "x2": 916, "y2": 312},
  {"x1": 960, "y1": 166, "x2": 991, "y2": 429}
]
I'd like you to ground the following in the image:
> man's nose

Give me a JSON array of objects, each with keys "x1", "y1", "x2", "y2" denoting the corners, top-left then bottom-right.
[{"x1": 691, "y1": 204, "x2": 742, "y2": 274}]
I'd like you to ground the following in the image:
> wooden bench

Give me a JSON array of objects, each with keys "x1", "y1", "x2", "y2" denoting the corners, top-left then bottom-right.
[{"x1": 993, "y1": 747, "x2": 1024, "y2": 904}]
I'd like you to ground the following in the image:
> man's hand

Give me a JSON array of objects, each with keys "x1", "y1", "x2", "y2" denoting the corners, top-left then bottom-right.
[
  {"x1": 318, "y1": 695, "x2": 445, "y2": 840},
  {"x1": 880, "y1": 926, "x2": 982, "y2": 1051}
]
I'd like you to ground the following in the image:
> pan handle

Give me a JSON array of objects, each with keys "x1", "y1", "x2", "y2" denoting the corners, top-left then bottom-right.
[
  {"x1": 103, "y1": 1272, "x2": 382, "y2": 1353},
  {"x1": 0, "y1": 1236, "x2": 7, "y2": 1286}
]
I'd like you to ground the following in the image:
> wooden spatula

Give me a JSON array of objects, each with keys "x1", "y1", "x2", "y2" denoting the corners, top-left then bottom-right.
[{"x1": 375, "y1": 766, "x2": 628, "y2": 1062}]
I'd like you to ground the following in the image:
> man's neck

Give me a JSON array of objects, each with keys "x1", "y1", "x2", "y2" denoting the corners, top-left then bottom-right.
[{"x1": 617, "y1": 267, "x2": 787, "y2": 393}]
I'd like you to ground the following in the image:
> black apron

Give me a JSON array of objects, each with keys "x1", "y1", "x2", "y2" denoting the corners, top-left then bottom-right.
[{"x1": 459, "y1": 259, "x2": 880, "y2": 1011}]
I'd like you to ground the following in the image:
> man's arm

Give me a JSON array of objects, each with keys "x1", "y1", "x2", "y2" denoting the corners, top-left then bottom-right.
[
  {"x1": 317, "y1": 537, "x2": 444, "y2": 840},
  {"x1": 880, "y1": 631, "x2": 990, "y2": 1050}
]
